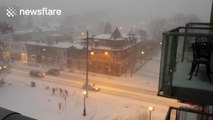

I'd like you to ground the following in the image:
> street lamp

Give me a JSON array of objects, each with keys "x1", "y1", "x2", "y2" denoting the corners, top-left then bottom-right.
[
  {"x1": 104, "y1": 51, "x2": 108, "y2": 55},
  {"x1": 90, "y1": 51, "x2": 94, "y2": 55},
  {"x1": 104, "y1": 51, "x2": 111, "y2": 79},
  {"x1": 83, "y1": 90, "x2": 87, "y2": 116},
  {"x1": 141, "y1": 51, "x2": 144, "y2": 55},
  {"x1": 149, "y1": 106, "x2": 154, "y2": 120},
  {"x1": 90, "y1": 51, "x2": 94, "y2": 74},
  {"x1": 42, "y1": 48, "x2": 46, "y2": 67},
  {"x1": 81, "y1": 32, "x2": 85, "y2": 35},
  {"x1": 141, "y1": 51, "x2": 144, "y2": 64},
  {"x1": 81, "y1": 32, "x2": 85, "y2": 39}
]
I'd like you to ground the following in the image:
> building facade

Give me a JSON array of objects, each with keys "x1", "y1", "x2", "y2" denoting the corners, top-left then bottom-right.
[
  {"x1": 26, "y1": 42, "x2": 71, "y2": 67},
  {"x1": 88, "y1": 28, "x2": 143, "y2": 76}
]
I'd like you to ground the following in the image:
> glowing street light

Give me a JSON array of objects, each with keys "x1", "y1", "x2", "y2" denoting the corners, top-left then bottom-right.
[
  {"x1": 81, "y1": 32, "x2": 85, "y2": 39},
  {"x1": 104, "y1": 51, "x2": 108, "y2": 55},
  {"x1": 140, "y1": 51, "x2": 145, "y2": 64},
  {"x1": 83, "y1": 90, "x2": 87, "y2": 116},
  {"x1": 90, "y1": 51, "x2": 94, "y2": 55},
  {"x1": 141, "y1": 51, "x2": 144, "y2": 55},
  {"x1": 42, "y1": 48, "x2": 46, "y2": 67},
  {"x1": 148, "y1": 106, "x2": 155, "y2": 120},
  {"x1": 81, "y1": 32, "x2": 85, "y2": 35},
  {"x1": 104, "y1": 51, "x2": 111, "y2": 79}
]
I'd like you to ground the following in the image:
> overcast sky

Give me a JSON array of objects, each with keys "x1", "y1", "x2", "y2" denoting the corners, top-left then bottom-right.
[{"x1": 0, "y1": 0, "x2": 212, "y2": 22}]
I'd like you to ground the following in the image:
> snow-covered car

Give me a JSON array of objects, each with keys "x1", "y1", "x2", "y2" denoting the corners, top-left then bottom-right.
[
  {"x1": 46, "y1": 68, "x2": 60, "y2": 75},
  {"x1": 0, "y1": 62, "x2": 8, "y2": 71},
  {"x1": 83, "y1": 83, "x2": 100, "y2": 91},
  {"x1": 29, "y1": 70, "x2": 45, "y2": 77}
]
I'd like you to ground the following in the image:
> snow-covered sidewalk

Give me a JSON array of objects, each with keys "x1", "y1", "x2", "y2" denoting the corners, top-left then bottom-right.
[{"x1": 0, "y1": 73, "x2": 168, "y2": 120}]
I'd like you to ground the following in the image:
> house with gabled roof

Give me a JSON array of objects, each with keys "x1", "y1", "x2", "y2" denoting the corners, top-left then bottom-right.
[{"x1": 88, "y1": 27, "x2": 143, "y2": 76}]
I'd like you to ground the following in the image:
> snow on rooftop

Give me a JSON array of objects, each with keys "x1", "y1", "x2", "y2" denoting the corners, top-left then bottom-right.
[
  {"x1": 14, "y1": 30, "x2": 33, "y2": 34},
  {"x1": 93, "y1": 34, "x2": 130, "y2": 41},
  {"x1": 93, "y1": 34, "x2": 111, "y2": 39},
  {"x1": 70, "y1": 43, "x2": 84, "y2": 49},
  {"x1": 27, "y1": 41, "x2": 84, "y2": 49},
  {"x1": 48, "y1": 34, "x2": 62, "y2": 37},
  {"x1": 52, "y1": 42, "x2": 74, "y2": 48},
  {"x1": 14, "y1": 24, "x2": 58, "y2": 35}
]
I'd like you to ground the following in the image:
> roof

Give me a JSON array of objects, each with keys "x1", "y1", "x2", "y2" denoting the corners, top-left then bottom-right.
[
  {"x1": 14, "y1": 30, "x2": 33, "y2": 35},
  {"x1": 110, "y1": 27, "x2": 123, "y2": 40},
  {"x1": 27, "y1": 41, "x2": 84, "y2": 49},
  {"x1": 47, "y1": 34, "x2": 62, "y2": 37},
  {"x1": 92, "y1": 28, "x2": 132, "y2": 41},
  {"x1": 93, "y1": 34, "x2": 111, "y2": 39},
  {"x1": 52, "y1": 42, "x2": 75, "y2": 48}
]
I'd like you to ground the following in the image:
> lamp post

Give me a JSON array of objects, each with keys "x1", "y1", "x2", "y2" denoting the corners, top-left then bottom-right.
[
  {"x1": 141, "y1": 51, "x2": 144, "y2": 64},
  {"x1": 83, "y1": 90, "x2": 86, "y2": 116},
  {"x1": 149, "y1": 106, "x2": 154, "y2": 120},
  {"x1": 90, "y1": 51, "x2": 95, "y2": 74},
  {"x1": 42, "y1": 48, "x2": 46, "y2": 67},
  {"x1": 104, "y1": 51, "x2": 111, "y2": 79},
  {"x1": 141, "y1": 51, "x2": 144, "y2": 55},
  {"x1": 81, "y1": 32, "x2": 85, "y2": 39}
]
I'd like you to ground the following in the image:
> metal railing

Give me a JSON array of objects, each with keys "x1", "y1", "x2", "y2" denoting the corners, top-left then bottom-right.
[{"x1": 165, "y1": 106, "x2": 212, "y2": 120}]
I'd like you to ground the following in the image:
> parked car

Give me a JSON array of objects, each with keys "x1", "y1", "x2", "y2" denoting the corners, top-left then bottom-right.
[
  {"x1": 29, "y1": 70, "x2": 45, "y2": 77},
  {"x1": 0, "y1": 64, "x2": 7, "y2": 71},
  {"x1": 83, "y1": 83, "x2": 100, "y2": 91},
  {"x1": 46, "y1": 68, "x2": 60, "y2": 75}
]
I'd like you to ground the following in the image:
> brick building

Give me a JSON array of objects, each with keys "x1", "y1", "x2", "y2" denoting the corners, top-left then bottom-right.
[{"x1": 88, "y1": 28, "x2": 143, "y2": 76}]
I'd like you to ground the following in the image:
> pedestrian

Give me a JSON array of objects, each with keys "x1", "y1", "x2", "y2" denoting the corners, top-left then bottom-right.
[
  {"x1": 58, "y1": 102, "x2": 62, "y2": 112},
  {"x1": 65, "y1": 89, "x2": 68, "y2": 97},
  {"x1": 59, "y1": 88, "x2": 63, "y2": 95},
  {"x1": 46, "y1": 86, "x2": 49, "y2": 90},
  {"x1": 52, "y1": 88, "x2": 55, "y2": 95},
  {"x1": 63, "y1": 94, "x2": 66, "y2": 110}
]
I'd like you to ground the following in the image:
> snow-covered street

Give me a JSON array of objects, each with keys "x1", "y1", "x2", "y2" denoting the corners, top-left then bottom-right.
[{"x1": 0, "y1": 50, "x2": 186, "y2": 120}]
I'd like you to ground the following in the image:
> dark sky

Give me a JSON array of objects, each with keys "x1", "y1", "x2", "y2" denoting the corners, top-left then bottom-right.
[{"x1": 0, "y1": 0, "x2": 212, "y2": 21}]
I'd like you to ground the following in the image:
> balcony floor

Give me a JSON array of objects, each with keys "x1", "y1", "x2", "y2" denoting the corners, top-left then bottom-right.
[{"x1": 172, "y1": 62, "x2": 213, "y2": 91}]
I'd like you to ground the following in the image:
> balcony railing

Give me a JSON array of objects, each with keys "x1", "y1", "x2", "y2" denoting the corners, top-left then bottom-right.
[
  {"x1": 165, "y1": 106, "x2": 212, "y2": 120},
  {"x1": 158, "y1": 23, "x2": 213, "y2": 105}
]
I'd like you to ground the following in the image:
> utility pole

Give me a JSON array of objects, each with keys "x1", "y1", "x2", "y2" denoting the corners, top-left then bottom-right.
[{"x1": 85, "y1": 31, "x2": 89, "y2": 98}]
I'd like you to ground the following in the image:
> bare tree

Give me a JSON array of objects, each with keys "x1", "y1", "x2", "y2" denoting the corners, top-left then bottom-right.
[
  {"x1": 136, "y1": 29, "x2": 148, "y2": 41},
  {"x1": 26, "y1": 16, "x2": 34, "y2": 29},
  {"x1": 149, "y1": 18, "x2": 167, "y2": 42},
  {"x1": 149, "y1": 13, "x2": 200, "y2": 42},
  {"x1": 104, "y1": 22, "x2": 112, "y2": 34}
]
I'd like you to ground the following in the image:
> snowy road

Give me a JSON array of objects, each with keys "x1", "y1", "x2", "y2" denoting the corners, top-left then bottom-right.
[
  {"x1": 0, "y1": 56, "x2": 190, "y2": 120},
  {"x1": 10, "y1": 66, "x2": 184, "y2": 108}
]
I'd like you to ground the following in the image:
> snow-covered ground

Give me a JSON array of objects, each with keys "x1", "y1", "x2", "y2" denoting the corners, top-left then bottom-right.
[
  {"x1": 0, "y1": 50, "x2": 183, "y2": 120},
  {"x1": 0, "y1": 75, "x2": 161, "y2": 120}
]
